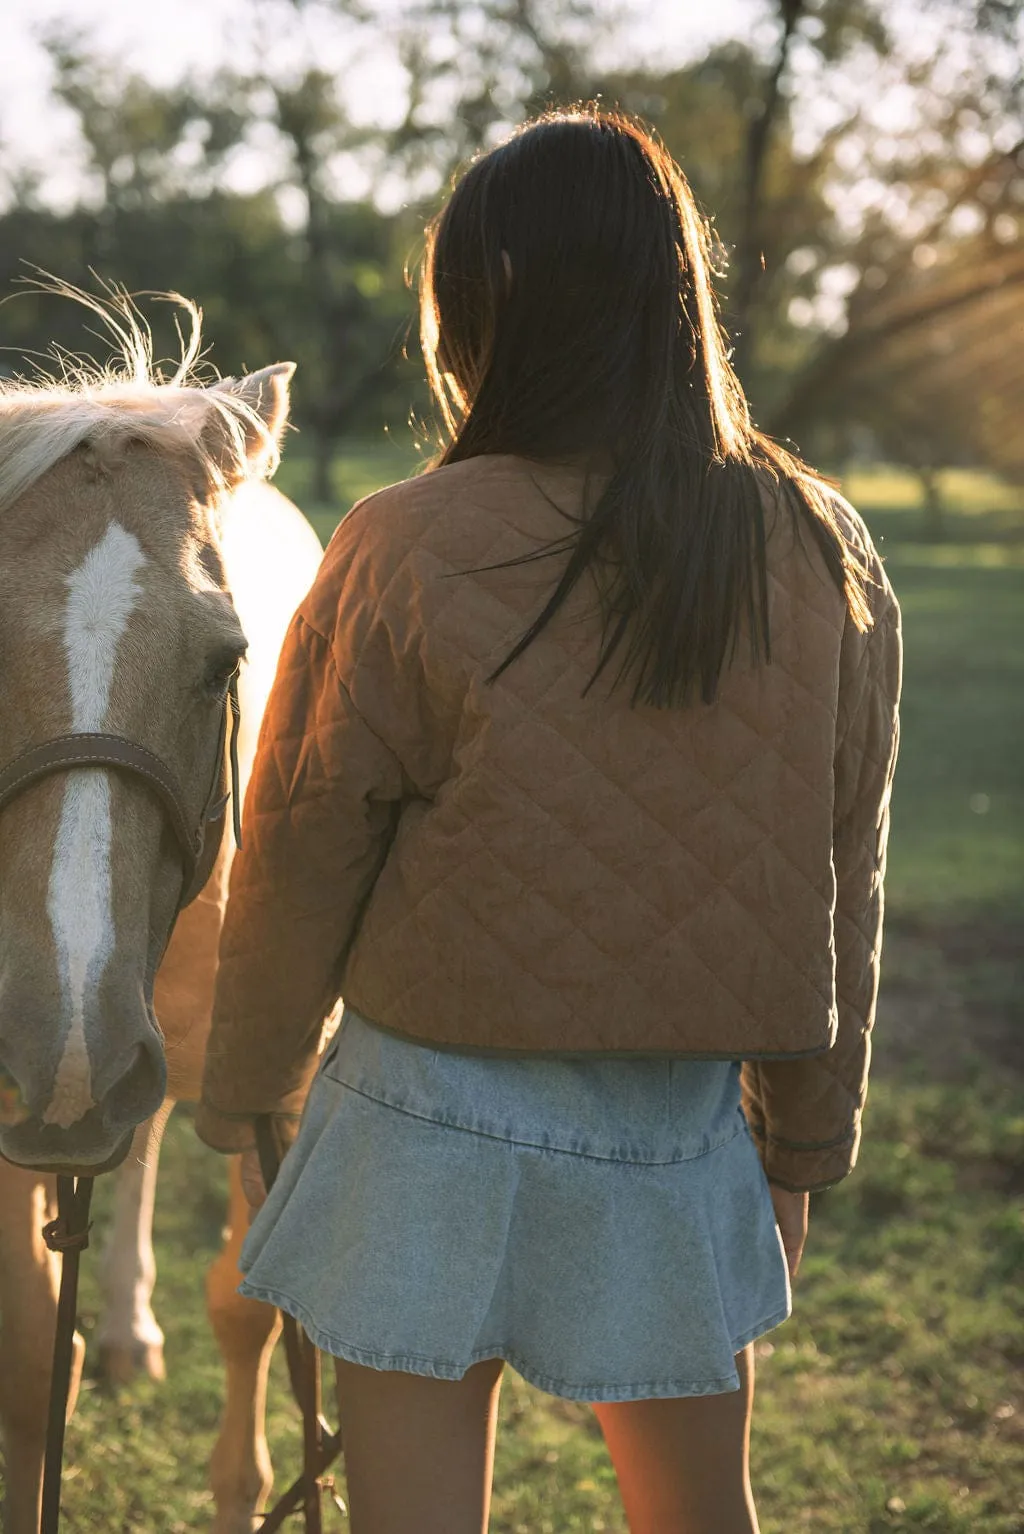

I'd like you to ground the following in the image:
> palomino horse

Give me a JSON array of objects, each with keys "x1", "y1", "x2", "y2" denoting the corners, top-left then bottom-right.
[{"x1": 0, "y1": 291, "x2": 324, "y2": 1532}]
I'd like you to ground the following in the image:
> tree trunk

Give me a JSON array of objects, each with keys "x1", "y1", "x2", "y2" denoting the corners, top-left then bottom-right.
[
  {"x1": 731, "y1": 0, "x2": 805, "y2": 383},
  {"x1": 310, "y1": 432, "x2": 335, "y2": 507},
  {"x1": 919, "y1": 465, "x2": 946, "y2": 541}
]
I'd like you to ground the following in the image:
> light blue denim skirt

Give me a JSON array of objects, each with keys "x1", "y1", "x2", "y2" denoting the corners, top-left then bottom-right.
[{"x1": 238, "y1": 1008, "x2": 791, "y2": 1402}]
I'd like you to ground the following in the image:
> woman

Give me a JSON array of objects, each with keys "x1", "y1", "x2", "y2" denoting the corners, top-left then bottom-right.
[{"x1": 197, "y1": 109, "x2": 901, "y2": 1534}]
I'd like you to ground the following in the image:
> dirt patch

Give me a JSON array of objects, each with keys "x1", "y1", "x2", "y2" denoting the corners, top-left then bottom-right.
[{"x1": 874, "y1": 916, "x2": 1024, "y2": 1081}]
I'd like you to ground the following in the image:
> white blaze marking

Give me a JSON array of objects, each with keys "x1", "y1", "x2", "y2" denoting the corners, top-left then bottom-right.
[{"x1": 44, "y1": 523, "x2": 146, "y2": 1128}]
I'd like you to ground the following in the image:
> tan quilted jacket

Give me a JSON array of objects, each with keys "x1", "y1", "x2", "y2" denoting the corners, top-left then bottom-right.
[{"x1": 197, "y1": 454, "x2": 901, "y2": 1192}]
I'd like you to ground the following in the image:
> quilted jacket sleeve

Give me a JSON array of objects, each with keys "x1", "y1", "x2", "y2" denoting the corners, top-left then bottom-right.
[
  {"x1": 195, "y1": 611, "x2": 405, "y2": 1153},
  {"x1": 740, "y1": 577, "x2": 902, "y2": 1193}
]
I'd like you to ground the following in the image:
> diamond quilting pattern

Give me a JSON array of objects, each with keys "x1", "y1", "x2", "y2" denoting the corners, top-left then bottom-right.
[{"x1": 202, "y1": 455, "x2": 901, "y2": 1192}]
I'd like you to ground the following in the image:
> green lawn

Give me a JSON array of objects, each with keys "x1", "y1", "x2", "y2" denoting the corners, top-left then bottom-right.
[
  {"x1": 882, "y1": 545, "x2": 1024, "y2": 919},
  {"x1": 273, "y1": 434, "x2": 428, "y2": 543},
  {"x1": 10, "y1": 451, "x2": 1023, "y2": 1532}
]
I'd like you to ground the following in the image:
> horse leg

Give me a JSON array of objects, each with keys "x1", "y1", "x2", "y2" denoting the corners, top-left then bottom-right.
[
  {"x1": 208, "y1": 1154, "x2": 282, "y2": 1534},
  {"x1": 0, "y1": 1163, "x2": 85, "y2": 1534},
  {"x1": 96, "y1": 1097, "x2": 175, "y2": 1385}
]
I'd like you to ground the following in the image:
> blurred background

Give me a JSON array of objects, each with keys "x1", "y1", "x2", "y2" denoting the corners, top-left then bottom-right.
[{"x1": 1, "y1": 2, "x2": 1022, "y2": 1530}]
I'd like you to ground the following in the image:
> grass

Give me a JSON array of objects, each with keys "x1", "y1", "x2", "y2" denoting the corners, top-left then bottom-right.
[
  {"x1": 6, "y1": 448, "x2": 1023, "y2": 1531},
  {"x1": 844, "y1": 466, "x2": 1024, "y2": 548},
  {"x1": 881, "y1": 545, "x2": 1024, "y2": 920},
  {"x1": 51, "y1": 1079, "x2": 1024, "y2": 1532},
  {"x1": 273, "y1": 433, "x2": 430, "y2": 545}
]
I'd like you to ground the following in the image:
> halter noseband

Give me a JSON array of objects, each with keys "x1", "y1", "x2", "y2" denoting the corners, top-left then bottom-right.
[{"x1": 0, "y1": 676, "x2": 242, "y2": 910}]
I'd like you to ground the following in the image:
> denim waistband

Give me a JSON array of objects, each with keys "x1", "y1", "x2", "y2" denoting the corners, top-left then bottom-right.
[{"x1": 320, "y1": 1008, "x2": 747, "y2": 1166}]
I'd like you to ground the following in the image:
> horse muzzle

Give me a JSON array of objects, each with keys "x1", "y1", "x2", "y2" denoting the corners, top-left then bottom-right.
[
  {"x1": 0, "y1": 1107, "x2": 139, "y2": 1175},
  {"x1": 0, "y1": 1022, "x2": 167, "y2": 1175}
]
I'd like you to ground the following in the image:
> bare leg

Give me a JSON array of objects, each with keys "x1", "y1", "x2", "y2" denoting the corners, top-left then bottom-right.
[
  {"x1": 592, "y1": 1344, "x2": 760, "y2": 1534},
  {"x1": 0, "y1": 1164, "x2": 85, "y2": 1534},
  {"x1": 96, "y1": 1098, "x2": 175, "y2": 1384},
  {"x1": 208, "y1": 1155, "x2": 282, "y2": 1534},
  {"x1": 333, "y1": 1356, "x2": 505, "y2": 1534}
]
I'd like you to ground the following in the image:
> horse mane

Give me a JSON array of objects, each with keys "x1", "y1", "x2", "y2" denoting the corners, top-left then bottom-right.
[{"x1": 0, "y1": 279, "x2": 280, "y2": 514}]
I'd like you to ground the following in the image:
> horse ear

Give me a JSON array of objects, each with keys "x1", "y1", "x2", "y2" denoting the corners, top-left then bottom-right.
[{"x1": 207, "y1": 362, "x2": 296, "y2": 475}]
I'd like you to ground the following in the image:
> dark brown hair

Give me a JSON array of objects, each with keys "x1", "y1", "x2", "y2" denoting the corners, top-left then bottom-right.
[{"x1": 420, "y1": 108, "x2": 871, "y2": 706}]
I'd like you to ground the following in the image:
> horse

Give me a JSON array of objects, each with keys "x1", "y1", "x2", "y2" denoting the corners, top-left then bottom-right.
[{"x1": 0, "y1": 288, "x2": 325, "y2": 1533}]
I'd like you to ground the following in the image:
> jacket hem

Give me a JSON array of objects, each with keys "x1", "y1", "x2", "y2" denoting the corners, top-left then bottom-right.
[
  {"x1": 767, "y1": 1169, "x2": 852, "y2": 1194},
  {"x1": 344, "y1": 1005, "x2": 835, "y2": 1063},
  {"x1": 748, "y1": 1124, "x2": 857, "y2": 1152}
]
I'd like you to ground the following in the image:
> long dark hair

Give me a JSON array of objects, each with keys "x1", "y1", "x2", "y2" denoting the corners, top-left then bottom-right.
[{"x1": 420, "y1": 108, "x2": 872, "y2": 707}]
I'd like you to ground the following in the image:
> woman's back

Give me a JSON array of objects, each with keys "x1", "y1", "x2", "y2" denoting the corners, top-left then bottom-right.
[{"x1": 224, "y1": 452, "x2": 892, "y2": 1056}]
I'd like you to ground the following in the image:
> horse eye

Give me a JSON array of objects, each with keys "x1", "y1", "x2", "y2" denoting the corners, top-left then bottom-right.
[{"x1": 204, "y1": 648, "x2": 246, "y2": 695}]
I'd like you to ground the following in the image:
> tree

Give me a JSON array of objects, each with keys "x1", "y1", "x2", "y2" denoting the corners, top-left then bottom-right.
[
  {"x1": 246, "y1": 63, "x2": 415, "y2": 499},
  {"x1": 379, "y1": 0, "x2": 611, "y2": 181},
  {"x1": 601, "y1": 0, "x2": 1024, "y2": 509},
  {"x1": 2, "y1": 32, "x2": 416, "y2": 496},
  {"x1": 3, "y1": 0, "x2": 1021, "y2": 512},
  {"x1": 767, "y1": 0, "x2": 1024, "y2": 504},
  {"x1": 598, "y1": 40, "x2": 847, "y2": 420},
  {"x1": 40, "y1": 29, "x2": 250, "y2": 243}
]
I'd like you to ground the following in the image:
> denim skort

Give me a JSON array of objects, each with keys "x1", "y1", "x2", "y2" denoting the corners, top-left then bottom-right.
[{"x1": 238, "y1": 1007, "x2": 792, "y2": 1402}]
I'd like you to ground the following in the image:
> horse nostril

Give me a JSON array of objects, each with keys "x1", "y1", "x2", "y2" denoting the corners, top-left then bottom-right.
[
  {"x1": 103, "y1": 1042, "x2": 166, "y2": 1129},
  {"x1": 0, "y1": 1061, "x2": 31, "y2": 1126}
]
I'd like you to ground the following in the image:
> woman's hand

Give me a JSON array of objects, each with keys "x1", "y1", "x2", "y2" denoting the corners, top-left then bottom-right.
[
  {"x1": 769, "y1": 1184, "x2": 809, "y2": 1281},
  {"x1": 241, "y1": 1147, "x2": 268, "y2": 1215}
]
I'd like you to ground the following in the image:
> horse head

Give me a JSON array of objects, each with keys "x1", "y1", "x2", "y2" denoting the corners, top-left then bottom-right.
[{"x1": 0, "y1": 289, "x2": 297, "y2": 1173}]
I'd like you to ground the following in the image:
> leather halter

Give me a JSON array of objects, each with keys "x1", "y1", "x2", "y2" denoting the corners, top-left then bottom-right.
[
  {"x1": 0, "y1": 675, "x2": 243, "y2": 911},
  {"x1": 6, "y1": 684, "x2": 342, "y2": 1533},
  {"x1": 0, "y1": 680, "x2": 244, "y2": 1534}
]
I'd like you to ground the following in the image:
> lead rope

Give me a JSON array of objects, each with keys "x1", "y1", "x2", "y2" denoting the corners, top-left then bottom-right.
[
  {"x1": 253, "y1": 1116, "x2": 346, "y2": 1530},
  {"x1": 39, "y1": 1175, "x2": 94, "y2": 1534}
]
